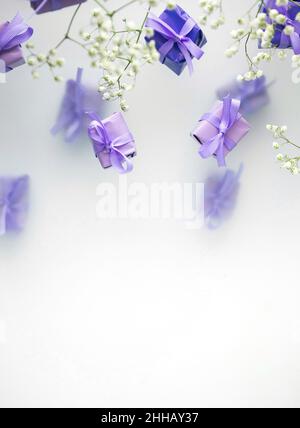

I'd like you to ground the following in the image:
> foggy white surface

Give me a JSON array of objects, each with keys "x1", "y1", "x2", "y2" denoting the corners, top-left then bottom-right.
[{"x1": 1, "y1": 0, "x2": 300, "y2": 408}]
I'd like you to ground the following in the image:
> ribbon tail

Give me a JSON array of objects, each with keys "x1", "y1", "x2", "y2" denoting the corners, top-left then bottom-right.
[
  {"x1": 199, "y1": 134, "x2": 223, "y2": 159},
  {"x1": 280, "y1": 32, "x2": 290, "y2": 49},
  {"x1": 110, "y1": 149, "x2": 133, "y2": 174},
  {"x1": 291, "y1": 32, "x2": 300, "y2": 55},
  {"x1": 178, "y1": 44, "x2": 193, "y2": 75},
  {"x1": 183, "y1": 38, "x2": 204, "y2": 60},
  {"x1": 159, "y1": 39, "x2": 175, "y2": 62},
  {"x1": 216, "y1": 142, "x2": 226, "y2": 167}
]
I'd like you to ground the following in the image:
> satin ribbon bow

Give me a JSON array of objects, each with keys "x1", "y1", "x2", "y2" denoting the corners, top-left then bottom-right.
[
  {"x1": 199, "y1": 96, "x2": 241, "y2": 167},
  {"x1": 280, "y1": 18, "x2": 300, "y2": 54},
  {"x1": 0, "y1": 13, "x2": 33, "y2": 51},
  {"x1": 146, "y1": 13, "x2": 204, "y2": 75},
  {"x1": 88, "y1": 113, "x2": 134, "y2": 174}
]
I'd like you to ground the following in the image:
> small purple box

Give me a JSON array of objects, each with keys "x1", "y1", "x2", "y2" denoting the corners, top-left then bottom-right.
[
  {"x1": 88, "y1": 112, "x2": 136, "y2": 173},
  {"x1": 192, "y1": 99, "x2": 250, "y2": 166},
  {"x1": 30, "y1": 0, "x2": 87, "y2": 14},
  {"x1": 146, "y1": 5, "x2": 207, "y2": 76}
]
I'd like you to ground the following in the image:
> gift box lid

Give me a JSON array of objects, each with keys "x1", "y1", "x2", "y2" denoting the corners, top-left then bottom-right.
[{"x1": 101, "y1": 112, "x2": 135, "y2": 145}]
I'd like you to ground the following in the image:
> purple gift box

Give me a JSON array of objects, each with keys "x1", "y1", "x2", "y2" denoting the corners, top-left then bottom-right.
[
  {"x1": 51, "y1": 68, "x2": 106, "y2": 143},
  {"x1": 0, "y1": 14, "x2": 33, "y2": 72},
  {"x1": 205, "y1": 165, "x2": 243, "y2": 229},
  {"x1": 216, "y1": 76, "x2": 270, "y2": 115},
  {"x1": 0, "y1": 175, "x2": 30, "y2": 236},
  {"x1": 260, "y1": 0, "x2": 300, "y2": 53},
  {"x1": 30, "y1": 0, "x2": 87, "y2": 14},
  {"x1": 88, "y1": 112, "x2": 136, "y2": 174},
  {"x1": 192, "y1": 96, "x2": 250, "y2": 167},
  {"x1": 146, "y1": 5, "x2": 206, "y2": 76}
]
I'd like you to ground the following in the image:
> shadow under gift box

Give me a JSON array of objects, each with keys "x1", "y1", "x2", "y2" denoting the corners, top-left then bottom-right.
[
  {"x1": 146, "y1": 5, "x2": 207, "y2": 76},
  {"x1": 216, "y1": 77, "x2": 269, "y2": 116},
  {"x1": 30, "y1": 0, "x2": 87, "y2": 14},
  {"x1": 94, "y1": 112, "x2": 136, "y2": 170},
  {"x1": 191, "y1": 101, "x2": 250, "y2": 164}
]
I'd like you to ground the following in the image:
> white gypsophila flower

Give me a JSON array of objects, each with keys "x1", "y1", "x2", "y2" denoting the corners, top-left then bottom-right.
[{"x1": 267, "y1": 124, "x2": 300, "y2": 175}]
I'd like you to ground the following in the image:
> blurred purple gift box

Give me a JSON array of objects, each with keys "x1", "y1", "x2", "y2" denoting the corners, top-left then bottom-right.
[
  {"x1": 0, "y1": 176, "x2": 30, "y2": 236},
  {"x1": 88, "y1": 112, "x2": 136, "y2": 174},
  {"x1": 0, "y1": 13, "x2": 33, "y2": 72},
  {"x1": 52, "y1": 68, "x2": 105, "y2": 143},
  {"x1": 260, "y1": 0, "x2": 300, "y2": 53},
  {"x1": 205, "y1": 165, "x2": 243, "y2": 229},
  {"x1": 216, "y1": 76, "x2": 270, "y2": 115},
  {"x1": 30, "y1": 0, "x2": 87, "y2": 14},
  {"x1": 145, "y1": 5, "x2": 206, "y2": 76},
  {"x1": 192, "y1": 96, "x2": 250, "y2": 167}
]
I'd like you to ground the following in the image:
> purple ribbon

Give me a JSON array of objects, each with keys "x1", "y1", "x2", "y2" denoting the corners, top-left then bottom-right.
[
  {"x1": 88, "y1": 113, "x2": 134, "y2": 174},
  {"x1": 0, "y1": 13, "x2": 33, "y2": 51},
  {"x1": 199, "y1": 96, "x2": 241, "y2": 167},
  {"x1": 146, "y1": 13, "x2": 204, "y2": 75},
  {"x1": 280, "y1": 18, "x2": 300, "y2": 54}
]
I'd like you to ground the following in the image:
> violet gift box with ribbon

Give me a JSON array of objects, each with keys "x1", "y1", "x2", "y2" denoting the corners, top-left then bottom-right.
[
  {"x1": 192, "y1": 96, "x2": 250, "y2": 167},
  {"x1": 0, "y1": 13, "x2": 33, "y2": 72},
  {"x1": 145, "y1": 5, "x2": 207, "y2": 76},
  {"x1": 88, "y1": 112, "x2": 136, "y2": 174},
  {"x1": 30, "y1": 0, "x2": 87, "y2": 14},
  {"x1": 260, "y1": 0, "x2": 300, "y2": 54}
]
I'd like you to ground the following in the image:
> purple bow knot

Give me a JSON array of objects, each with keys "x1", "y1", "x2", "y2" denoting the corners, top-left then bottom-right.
[
  {"x1": 146, "y1": 13, "x2": 204, "y2": 74},
  {"x1": 199, "y1": 96, "x2": 241, "y2": 167},
  {"x1": 88, "y1": 114, "x2": 134, "y2": 174}
]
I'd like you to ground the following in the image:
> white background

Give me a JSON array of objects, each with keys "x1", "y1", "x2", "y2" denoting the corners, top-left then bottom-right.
[{"x1": 1, "y1": 0, "x2": 300, "y2": 408}]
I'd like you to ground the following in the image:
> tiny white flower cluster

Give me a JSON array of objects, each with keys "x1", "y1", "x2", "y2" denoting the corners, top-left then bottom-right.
[
  {"x1": 267, "y1": 124, "x2": 300, "y2": 175},
  {"x1": 292, "y1": 52, "x2": 300, "y2": 67},
  {"x1": 198, "y1": 0, "x2": 225, "y2": 29},
  {"x1": 84, "y1": 6, "x2": 159, "y2": 111},
  {"x1": 225, "y1": 0, "x2": 300, "y2": 81},
  {"x1": 25, "y1": 42, "x2": 65, "y2": 81},
  {"x1": 25, "y1": 0, "x2": 169, "y2": 109}
]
